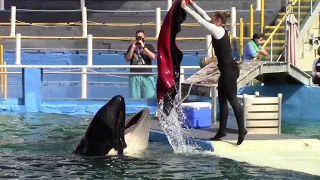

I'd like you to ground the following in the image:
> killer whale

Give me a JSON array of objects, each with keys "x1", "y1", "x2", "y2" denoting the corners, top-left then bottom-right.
[
  {"x1": 73, "y1": 95, "x2": 150, "y2": 156},
  {"x1": 73, "y1": 95, "x2": 127, "y2": 156}
]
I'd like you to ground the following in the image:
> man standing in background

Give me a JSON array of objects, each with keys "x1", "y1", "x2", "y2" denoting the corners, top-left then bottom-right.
[{"x1": 124, "y1": 30, "x2": 156, "y2": 99}]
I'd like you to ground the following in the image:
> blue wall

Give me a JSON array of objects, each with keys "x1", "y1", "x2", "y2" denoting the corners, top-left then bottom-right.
[
  {"x1": 240, "y1": 84, "x2": 320, "y2": 121},
  {"x1": 1, "y1": 51, "x2": 320, "y2": 121}
]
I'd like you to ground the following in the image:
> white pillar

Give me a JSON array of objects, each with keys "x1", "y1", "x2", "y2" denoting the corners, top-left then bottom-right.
[
  {"x1": 167, "y1": 0, "x2": 172, "y2": 10},
  {"x1": 82, "y1": 7, "x2": 87, "y2": 37},
  {"x1": 81, "y1": 67, "x2": 87, "y2": 99},
  {"x1": 10, "y1": 6, "x2": 16, "y2": 37},
  {"x1": 179, "y1": 67, "x2": 185, "y2": 100},
  {"x1": 15, "y1": 33, "x2": 21, "y2": 65},
  {"x1": 256, "y1": 0, "x2": 261, "y2": 10},
  {"x1": 206, "y1": 35, "x2": 212, "y2": 57},
  {"x1": 80, "y1": 0, "x2": 85, "y2": 9},
  {"x1": 180, "y1": 67, "x2": 185, "y2": 83},
  {"x1": 0, "y1": 0, "x2": 4, "y2": 10},
  {"x1": 156, "y1": 8, "x2": 161, "y2": 38},
  {"x1": 231, "y1": 7, "x2": 237, "y2": 38},
  {"x1": 87, "y1": 34, "x2": 93, "y2": 66}
]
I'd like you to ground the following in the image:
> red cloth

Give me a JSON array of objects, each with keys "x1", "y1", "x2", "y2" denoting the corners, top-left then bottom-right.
[{"x1": 156, "y1": 0, "x2": 186, "y2": 115}]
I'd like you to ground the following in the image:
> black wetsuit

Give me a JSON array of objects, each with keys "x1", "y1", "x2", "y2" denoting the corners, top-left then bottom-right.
[
  {"x1": 313, "y1": 58, "x2": 320, "y2": 85},
  {"x1": 212, "y1": 28, "x2": 247, "y2": 137}
]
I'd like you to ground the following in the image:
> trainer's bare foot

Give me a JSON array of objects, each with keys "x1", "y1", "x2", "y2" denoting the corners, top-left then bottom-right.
[
  {"x1": 237, "y1": 130, "x2": 248, "y2": 145},
  {"x1": 209, "y1": 131, "x2": 227, "y2": 141}
]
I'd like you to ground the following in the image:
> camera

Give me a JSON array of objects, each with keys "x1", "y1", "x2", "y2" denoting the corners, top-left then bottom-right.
[{"x1": 136, "y1": 36, "x2": 143, "y2": 41}]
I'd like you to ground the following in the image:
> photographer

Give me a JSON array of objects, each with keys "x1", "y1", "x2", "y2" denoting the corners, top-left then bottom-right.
[{"x1": 124, "y1": 30, "x2": 156, "y2": 99}]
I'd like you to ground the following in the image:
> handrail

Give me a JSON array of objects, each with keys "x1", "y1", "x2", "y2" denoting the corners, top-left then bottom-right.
[
  {"x1": 0, "y1": 65, "x2": 200, "y2": 69},
  {"x1": 0, "y1": 8, "x2": 274, "y2": 13},
  {"x1": 0, "y1": 22, "x2": 260, "y2": 27},
  {"x1": 3, "y1": 61, "x2": 7, "y2": 99},
  {"x1": 254, "y1": 0, "x2": 300, "y2": 61},
  {"x1": 16, "y1": 48, "x2": 207, "y2": 52},
  {"x1": 0, "y1": 35, "x2": 249, "y2": 41},
  {"x1": 261, "y1": 13, "x2": 287, "y2": 49},
  {"x1": 0, "y1": 45, "x2": 3, "y2": 94}
]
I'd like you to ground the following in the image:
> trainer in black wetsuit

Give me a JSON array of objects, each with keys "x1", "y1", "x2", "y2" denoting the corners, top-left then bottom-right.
[
  {"x1": 312, "y1": 47, "x2": 320, "y2": 85},
  {"x1": 181, "y1": 0, "x2": 247, "y2": 145}
]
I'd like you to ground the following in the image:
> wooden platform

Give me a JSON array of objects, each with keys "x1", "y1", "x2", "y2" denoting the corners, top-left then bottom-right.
[
  {"x1": 150, "y1": 118, "x2": 303, "y2": 141},
  {"x1": 181, "y1": 61, "x2": 312, "y2": 97}
]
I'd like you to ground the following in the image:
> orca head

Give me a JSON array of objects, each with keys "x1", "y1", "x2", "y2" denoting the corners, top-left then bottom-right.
[{"x1": 73, "y1": 95, "x2": 127, "y2": 156}]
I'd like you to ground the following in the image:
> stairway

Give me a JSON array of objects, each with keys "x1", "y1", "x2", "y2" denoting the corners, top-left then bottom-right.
[{"x1": 262, "y1": 0, "x2": 319, "y2": 61}]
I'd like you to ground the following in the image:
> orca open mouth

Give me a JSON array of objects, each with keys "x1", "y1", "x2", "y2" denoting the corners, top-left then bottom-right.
[{"x1": 124, "y1": 108, "x2": 149, "y2": 135}]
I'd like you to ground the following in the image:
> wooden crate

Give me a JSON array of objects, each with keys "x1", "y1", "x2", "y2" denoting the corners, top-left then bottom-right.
[{"x1": 226, "y1": 92, "x2": 282, "y2": 134}]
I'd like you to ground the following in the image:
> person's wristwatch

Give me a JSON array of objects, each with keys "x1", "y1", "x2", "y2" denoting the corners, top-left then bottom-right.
[{"x1": 142, "y1": 46, "x2": 146, "y2": 49}]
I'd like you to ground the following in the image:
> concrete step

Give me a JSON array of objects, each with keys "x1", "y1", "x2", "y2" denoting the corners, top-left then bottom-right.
[
  {"x1": 265, "y1": 25, "x2": 285, "y2": 30},
  {"x1": 265, "y1": 33, "x2": 285, "y2": 36},
  {"x1": 276, "y1": 18, "x2": 303, "y2": 23},
  {"x1": 261, "y1": 39, "x2": 285, "y2": 44},
  {"x1": 278, "y1": 12, "x2": 308, "y2": 16},
  {"x1": 300, "y1": 0, "x2": 317, "y2": 2},
  {"x1": 292, "y1": 5, "x2": 312, "y2": 9},
  {"x1": 265, "y1": 46, "x2": 284, "y2": 51}
]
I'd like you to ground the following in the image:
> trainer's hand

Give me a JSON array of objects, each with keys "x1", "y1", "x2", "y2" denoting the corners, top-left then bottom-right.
[
  {"x1": 188, "y1": 0, "x2": 194, "y2": 5},
  {"x1": 181, "y1": 0, "x2": 187, "y2": 8}
]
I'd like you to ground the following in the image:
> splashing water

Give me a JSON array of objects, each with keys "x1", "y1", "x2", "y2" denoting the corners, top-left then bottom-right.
[{"x1": 157, "y1": 86, "x2": 202, "y2": 154}]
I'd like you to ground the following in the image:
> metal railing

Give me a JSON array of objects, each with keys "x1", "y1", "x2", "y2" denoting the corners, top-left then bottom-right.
[
  {"x1": 0, "y1": 65, "x2": 200, "y2": 99},
  {"x1": 253, "y1": 0, "x2": 316, "y2": 62},
  {"x1": 0, "y1": 0, "x2": 267, "y2": 40},
  {"x1": 0, "y1": 45, "x2": 7, "y2": 98},
  {"x1": 0, "y1": 0, "x2": 273, "y2": 98},
  {"x1": 0, "y1": 1, "x2": 264, "y2": 61}
]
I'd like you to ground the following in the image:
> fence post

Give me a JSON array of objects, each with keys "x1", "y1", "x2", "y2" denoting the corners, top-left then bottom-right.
[
  {"x1": 167, "y1": 0, "x2": 172, "y2": 10},
  {"x1": 15, "y1": 33, "x2": 21, "y2": 65},
  {"x1": 0, "y1": 45, "x2": 3, "y2": 93},
  {"x1": 156, "y1": 7, "x2": 161, "y2": 38},
  {"x1": 82, "y1": 7, "x2": 88, "y2": 37},
  {"x1": 250, "y1": 4, "x2": 254, "y2": 39},
  {"x1": 80, "y1": 0, "x2": 85, "y2": 9},
  {"x1": 206, "y1": 35, "x2": 212, "y2": 57},
  {"x1": 231, "y1": 7, "x2": 237, "y2": 38},
  {"x1": 211, "y1": 86, "x2": 217, "y2": 124},
  {"x1": 260, "y1": 0, "x2": 265, "y2": 33},
  {"x1": 0, "y1": 0, "x2": 4, "y2": 10},
  {"x1": 10, "y1": 6, "x2": 16, "y2": 37},
  {"x1": 81, "y1": 67, "x2": 87, "y2": 99},
  {"x1": 239, "y1": 18, "x2": 244, "y2": 61},
  {"x1": 278, "y1": 93, "x2": 282, "y2": 134},
  {"x1": 179, "y1": 67, "x2": 185, "y2": 100},
  {"x1": 87, "y1": 34, "x2": 93, "y2": 65},
  {"x1": 256, "y1": 0, "x2": 261, "y2": 10},
  {"x1": 3, "y1": 61, "x2": 7, "y2": 99},
  {"x1": 22, "y1": 68, "x2": 42, "y2": 112}
]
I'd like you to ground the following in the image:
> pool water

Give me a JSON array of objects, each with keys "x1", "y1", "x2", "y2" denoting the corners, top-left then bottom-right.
[{"x1": 0, "y1": 113, "x2": 319, "y2": 179}]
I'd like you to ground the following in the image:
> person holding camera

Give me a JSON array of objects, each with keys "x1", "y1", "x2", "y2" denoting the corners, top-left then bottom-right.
[{"x1": 124, "y1": 30, "x2": 156, "y2": 99}]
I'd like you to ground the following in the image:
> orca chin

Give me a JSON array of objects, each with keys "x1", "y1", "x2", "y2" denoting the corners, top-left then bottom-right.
[
  {"x1": 108, "y1": 108, "x2": 150, "y2": 156},
  {"x1": 73, "y1": 95, "x2": 150, "y2": 157}
]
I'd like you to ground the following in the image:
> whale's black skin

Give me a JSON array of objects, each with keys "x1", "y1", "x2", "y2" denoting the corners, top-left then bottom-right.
[{"x1": 73, "y1": 95, "x2": 127, "y2": 156}]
